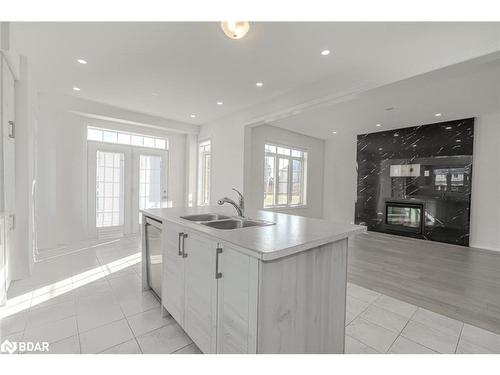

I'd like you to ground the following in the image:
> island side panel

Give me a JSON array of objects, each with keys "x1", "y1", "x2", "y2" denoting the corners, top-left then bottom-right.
[{"x1": 257, "y1": 238, "x2": 348, "y2": 354}]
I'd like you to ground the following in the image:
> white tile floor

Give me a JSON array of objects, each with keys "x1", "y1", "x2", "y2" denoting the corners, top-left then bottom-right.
[{"x1": 1, "y1": 236, "x2": 499, "y2": 354}]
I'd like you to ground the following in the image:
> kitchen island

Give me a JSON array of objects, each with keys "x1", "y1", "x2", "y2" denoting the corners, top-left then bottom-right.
[{"x1": 141, "y1": 206, "x2": 365, "y2": 354}]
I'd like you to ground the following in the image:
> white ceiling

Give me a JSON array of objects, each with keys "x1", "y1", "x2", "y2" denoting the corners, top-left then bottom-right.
[
  {"x1": 270, "y1": 51, "x2": 500, "y2": 139},
  {"x1": 11, "y1": 22, "x2": 500, "y2": 127}
]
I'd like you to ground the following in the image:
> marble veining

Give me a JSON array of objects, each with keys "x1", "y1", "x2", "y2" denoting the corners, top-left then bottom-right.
[{"x1": 355, "y1": 118, "x2": 474, "y2": 246}]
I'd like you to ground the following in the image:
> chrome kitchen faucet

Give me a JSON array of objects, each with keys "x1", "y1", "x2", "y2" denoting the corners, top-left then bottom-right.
[{"x1": 217, "y1": 188, "x2": 245, "y2": 217}]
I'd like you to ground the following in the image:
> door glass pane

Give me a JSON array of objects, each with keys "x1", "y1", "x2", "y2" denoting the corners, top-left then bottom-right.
[
  {"x1": 278, "y1": 158, "x2": 289, "y2": 205},
  {"x1": 264, "y1": 155, "x2": 275, "y2": 207},
  {"x1": 96, "y1": 151, "x2": 124, "y2": 228},
  {"x1": 139, "y1": 155, "x2": 163, "y2": 223}
]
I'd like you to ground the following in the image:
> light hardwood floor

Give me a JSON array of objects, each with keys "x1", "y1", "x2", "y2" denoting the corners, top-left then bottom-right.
[{"x1": 348, "y1": 231, "x2": 500, "y2": 335}]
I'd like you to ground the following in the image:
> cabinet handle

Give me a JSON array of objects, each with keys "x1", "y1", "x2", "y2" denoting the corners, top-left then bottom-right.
[
  {"x1": 178, "y1": 232, "x2": 184, "y2": 256},
  {"x1": 182, "y1": 233, "x2": 188, "y2": 258},
  {"x1": 8, "y1": 121, "x2": 15, "y2": 138},
  {"x1": 215, "y1": 247, "x2": 223, "y2": 279}
]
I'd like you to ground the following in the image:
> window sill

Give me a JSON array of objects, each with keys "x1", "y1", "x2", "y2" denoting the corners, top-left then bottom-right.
[{"x1": 263, "y1": 205, "x2": 308, "y2": 211}]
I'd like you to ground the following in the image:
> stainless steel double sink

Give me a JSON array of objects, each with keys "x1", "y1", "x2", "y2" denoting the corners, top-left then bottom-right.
[{"x1": 180, "y1": 213, "x2": 275, "y2": 230}]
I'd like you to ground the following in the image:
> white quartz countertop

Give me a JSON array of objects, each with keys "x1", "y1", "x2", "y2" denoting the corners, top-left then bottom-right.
[{"x1": 142, "y1": 206, "x2": 366, "y2": 261}]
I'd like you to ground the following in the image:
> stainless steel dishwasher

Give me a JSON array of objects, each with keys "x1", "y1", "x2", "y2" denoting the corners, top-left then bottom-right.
[{"x1": 145, "y1": 216, "x2": 163, "y2": 299}]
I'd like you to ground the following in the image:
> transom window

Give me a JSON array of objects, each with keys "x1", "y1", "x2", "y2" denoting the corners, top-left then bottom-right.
[
  {"x1": 87, "y1": 126, "x2": 168, "y2": 150},
  {"x1": 264, "y1": 143, "x2": 307, "y2": 208}
]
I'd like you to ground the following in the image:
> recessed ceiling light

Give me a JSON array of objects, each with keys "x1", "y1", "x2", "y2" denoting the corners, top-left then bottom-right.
[
  {"x1": 456, "y1": 139, "x2": 461, "y2": 143},
  {"x1": 255, "y1": 82, "x2": 263, "y2": 87},
  {"x1": 412, "y1": 144, "x2": 417, "y2": 147},
  {"x1": 378, "y1": 147, "x2": 383, "y2": 151},
  {"x1": 376, "y1": 124, "x2": 382, "y2": 127},
  {"x1": 445, "y1": 126, "x2": 452, "y2": 130},
  {"x1": 190, "y1": 114, "x2": 196, "y2": 118},
  {"x1": 332, "y1": 131, "x2": 337, "y2": 134},
  {"x1": 394, "y1": 133, "x2": 399, "y2": 137},
  {"x1": 77, "y1": 59, "x2": 87, "y2": 65},
  {"x1": 72, "y1": 87, "x2": 81, "y2": 91},
  {"x1": 217, "y1": 101, "x2": 223, "y2": 106},
  {"x1": 321, "y1": 49, "x2": 330, "y2": 56},
  {"x1": 435, "y1": 113, "x2": 442, "y2": 117}
]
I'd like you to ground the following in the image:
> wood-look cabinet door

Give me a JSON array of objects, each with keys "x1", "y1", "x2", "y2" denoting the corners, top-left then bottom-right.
[
  {"x1": 183, "y1": 232, "x2": 218, "y2": 354},
  {"x1": 162, "y1": 222, "x2": 186, "y2": 326},
  {"x1": 216, "y1": 245, "x2": 259, "y2": 354}
]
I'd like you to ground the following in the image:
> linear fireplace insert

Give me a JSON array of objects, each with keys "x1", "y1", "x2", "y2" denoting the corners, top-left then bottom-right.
[{"x1": 385, "y1": 201, "x2": 424, "y2": 234}]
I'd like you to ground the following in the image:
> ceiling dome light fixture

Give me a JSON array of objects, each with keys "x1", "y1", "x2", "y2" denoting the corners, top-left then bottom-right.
[
  {"x1": 321, "y1": 49, "x2": 330, "y2": 56},
  {"x1": 220, "y1": 21, "x2": 250, "y2": 40}
]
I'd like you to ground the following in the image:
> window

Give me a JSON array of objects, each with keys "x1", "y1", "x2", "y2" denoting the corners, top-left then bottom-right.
[
  {"x1": 198, "y1": 140, "x2": 211, "y2": 206},
  {"x1": 87, "y1": 126, "x2": 168, "y2": 150},
  {"x1": 264, "y1": 143, "x2": 307, "y2": 208}
]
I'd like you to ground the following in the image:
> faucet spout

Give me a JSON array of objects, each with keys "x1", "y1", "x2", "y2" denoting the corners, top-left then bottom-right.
[{"x1": 217, "y1": 188, "x2": 245, "y2": 217}]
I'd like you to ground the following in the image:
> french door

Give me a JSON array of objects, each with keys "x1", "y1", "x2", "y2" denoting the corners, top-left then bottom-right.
[
  {"x1": 88, "y1": 142, "x2": 168, "y2": 238},
  {"x1": 131, "y1": 149, "x2": 168, "y2": 231}
]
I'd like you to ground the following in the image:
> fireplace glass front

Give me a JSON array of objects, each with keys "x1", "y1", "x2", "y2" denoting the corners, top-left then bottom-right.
[{"x1": 385, "y1": 202, "x2": 424, "y2": 233}]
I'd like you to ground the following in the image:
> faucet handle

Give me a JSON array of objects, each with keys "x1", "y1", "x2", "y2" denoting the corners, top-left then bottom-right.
[
  {"x1": 232, "y1": 188, "x2": 245, "y2": 214},
  {"x1": 232, "y1": 188, "x2": 243, "y2": 200}
]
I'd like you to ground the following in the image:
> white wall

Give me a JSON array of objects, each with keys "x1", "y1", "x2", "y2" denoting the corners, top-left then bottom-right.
[
  {"x1": 470, "y1": 111, "x2": 500, "y2": 251},
  {"x1": 245, "y1": 124, "x2": 325, "y2": 218},
  {"x1": 199, "y1": 118, "x2": 246, "y2": 204},
  {"x1": 35, "y1": 93, "x2": 194, "y2": 251},
  {"x1": 323, "y1": 112, "x2": 500, "y2": 251},
  {"x1": 323, "y1": 132, "x2": 358, "y2": 224}
]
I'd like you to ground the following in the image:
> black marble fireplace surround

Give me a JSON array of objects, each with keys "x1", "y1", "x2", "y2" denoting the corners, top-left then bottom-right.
[{"x1": 355, "y1": 118, "x2": 474, "y2": 246}]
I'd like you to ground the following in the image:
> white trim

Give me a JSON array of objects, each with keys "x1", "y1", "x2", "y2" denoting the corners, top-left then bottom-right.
[
  {"x1": 197, "y1": 138, "x2": 212, "y2": 206},
  {"x1": 263, "y1": 141, "x2": 308, "y2": 209}
]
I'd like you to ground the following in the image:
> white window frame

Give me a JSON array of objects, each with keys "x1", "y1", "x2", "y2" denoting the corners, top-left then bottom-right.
[
  {"x1": 197, "y1": 139, "x2": 212, "y2": 206},
  {"x1": 87, "y1": 126, "x2": 169, "y2": 150},
  {"x1": 264, "y1": 142, "x2": 308, "y2": 209}
]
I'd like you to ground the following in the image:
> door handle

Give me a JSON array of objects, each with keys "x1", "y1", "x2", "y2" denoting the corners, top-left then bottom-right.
[
  {"x1": 215, "y1": 247, "x2": 223, "y2": 279},
  {"x1": 182, "y1": 233, "x2": 188, "y2": 258},
  {"x1": 178, "y1": 232, "x2": 184, "y2": 256}
]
